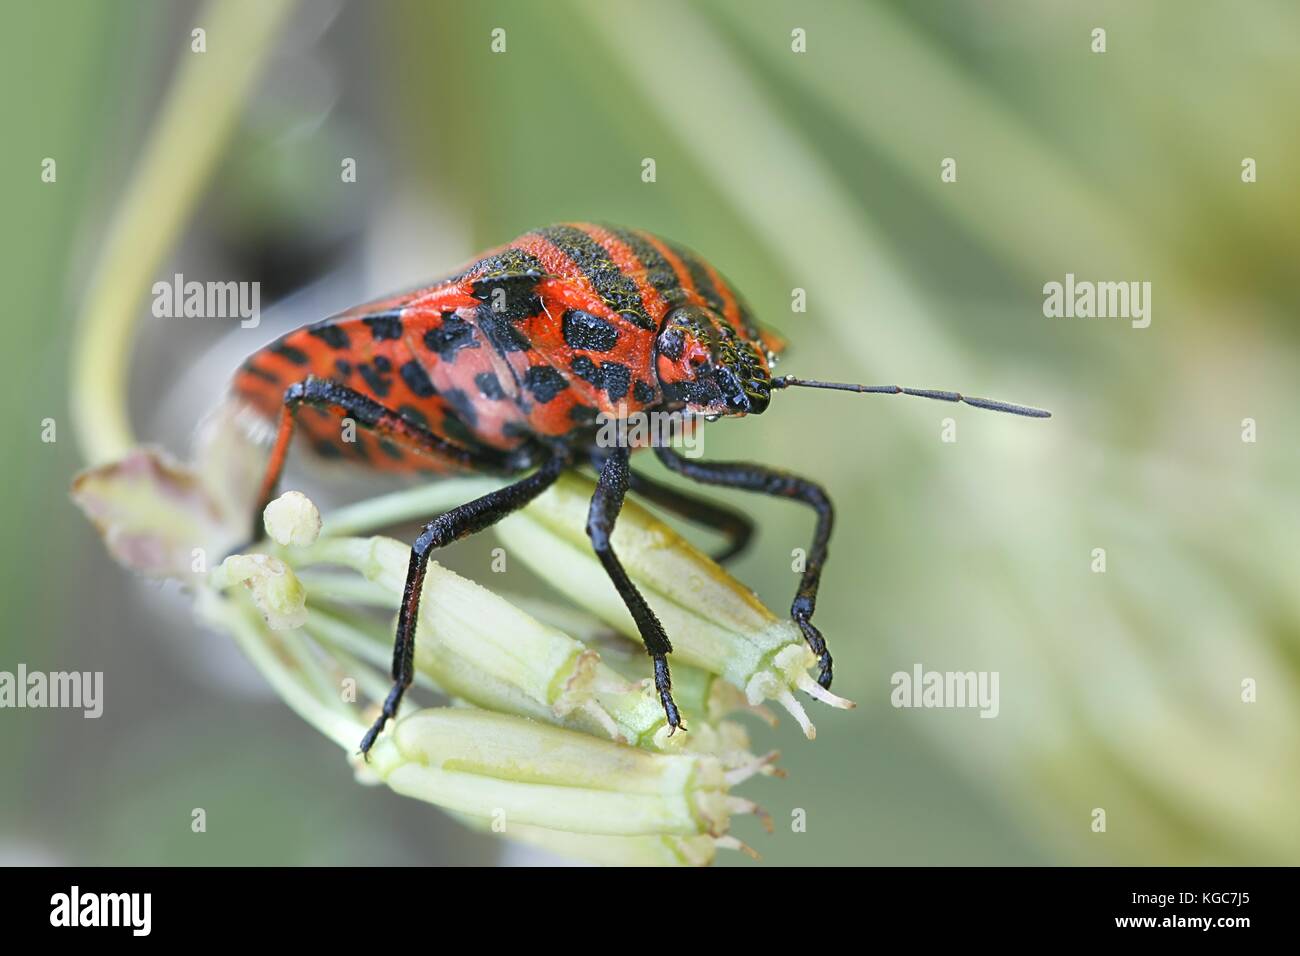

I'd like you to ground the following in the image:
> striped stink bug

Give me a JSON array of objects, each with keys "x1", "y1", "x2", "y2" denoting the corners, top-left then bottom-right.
[{"x1": 233, "y1": 223, "x2": 1049, "y2": 754}]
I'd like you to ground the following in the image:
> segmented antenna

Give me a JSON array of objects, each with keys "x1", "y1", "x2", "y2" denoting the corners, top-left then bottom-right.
[{"x1": 771, "y1": 376, "x2": 1051, "y2": 418}]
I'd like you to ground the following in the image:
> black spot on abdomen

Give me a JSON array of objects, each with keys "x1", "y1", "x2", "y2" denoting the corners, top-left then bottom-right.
[
  {"x1": 633, "y1": 380, "x2": 656, "y2": 405},
  {"x1": 363, "y1": 313, "x2": 404, "y2": 341},
  {"x1": 357, "y1": 356, "x2": 393, "y2": 398},
  {"x1": 600, "y1": 362, "x2": 630, "y2": 401},
  {"x1": 475, "y1": 371, "x2": 506, "y2": 400},
  {"x1": 400, "y1": 360, "x2": 437, "y2": 398},
  {"x1": 524, "y1": 365, "x2": 569, "y2": 404},
  {"x1": 241, "y1": 362, "x2": 279, "y2": 385},
  {"x1": 562, "y1": 309, "x2": 619, "y2": 352},
  {"x1": 442, "y1": 388, "x2": 479, "y2": 431},
  {"x1": 307, "y1": 323, "x2": 350, "y2": 350},
  {"x1": 568, "y1": 355, "x2": 630, "y2": 401},
  {"x1": 476, "y1": 304, "x2": 532, "y2": 354},
  {"x1": 424, "y1": 313, "x2": 480, "y2": 360},
  {"x1": 271, "y1": 342, "x2": 310, "y2": 365}
]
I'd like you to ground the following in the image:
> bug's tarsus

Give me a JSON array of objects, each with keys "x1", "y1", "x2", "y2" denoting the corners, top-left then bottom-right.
[
  {"x1": 588, "y1": 446, "x2": 685, "y2": 735},
  {"x1": 773, "y1": 375, "x2": 1052, "y2": 419},
  {"x1": 654, "y1": 447, "x2": 836, "y2": 691}
]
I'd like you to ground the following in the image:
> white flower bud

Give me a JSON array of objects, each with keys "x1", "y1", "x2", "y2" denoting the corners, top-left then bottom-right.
[
  {"x1": 263, "y1": 490, "x2": 321, "y2": 548},
  {"x1": 213, "y1": 553, "x2": 308, "y2": 630}
]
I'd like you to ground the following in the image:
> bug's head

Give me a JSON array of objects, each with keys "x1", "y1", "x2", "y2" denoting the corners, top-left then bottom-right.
[{"x1": 655, "y1": 306, "x2": 773, "y2": 417}]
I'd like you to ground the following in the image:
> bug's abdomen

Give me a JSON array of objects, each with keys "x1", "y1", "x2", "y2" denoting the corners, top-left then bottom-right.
[{"x1": 233, "y1": 287, "x2": 534, "y2": 474}]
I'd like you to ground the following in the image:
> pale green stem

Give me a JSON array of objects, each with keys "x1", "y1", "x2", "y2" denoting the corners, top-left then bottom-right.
[
  {"x1": 295, "y1": 571, "x2": 396, "y2": 607},
  {"x1": 304, "y1": 603, "x2": 438, "y2": 695},
  {"x1": 324, "y1": 644, "x2": 399, "y2": 709},
  {"x1": 278, "y1": 627, "x2": 349, "y2": 716},
  {"x1": 71, "y1": 0, "x2": 296, "y2": 465},
  {"x1": 198, "y1": 590, "x2": 360, "y2": 751},
  {"x1": 321, "y1": 478, "x2": 504, "y2": 537}
]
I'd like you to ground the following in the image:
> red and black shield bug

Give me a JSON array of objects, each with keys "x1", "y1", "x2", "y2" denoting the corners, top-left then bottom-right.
[{"x1": 233, "y1": 223, "x2": 1050, "y2": 754}]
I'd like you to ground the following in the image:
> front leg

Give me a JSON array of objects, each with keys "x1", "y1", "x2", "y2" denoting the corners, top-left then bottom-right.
[
  {"x1": 654, "y1": 446, "x2": 835, "y2": 688},
  {"x1": 359, "y1": 446, "x2": 570, "y2": 755},
  {"x1": 587, "y1": 446, "x2": 685, "y2": 733}
]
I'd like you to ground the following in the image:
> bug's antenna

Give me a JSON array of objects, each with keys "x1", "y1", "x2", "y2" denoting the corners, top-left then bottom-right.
[{"x1": 771, "y1": 376, "x2": 1051, "y2": 418}]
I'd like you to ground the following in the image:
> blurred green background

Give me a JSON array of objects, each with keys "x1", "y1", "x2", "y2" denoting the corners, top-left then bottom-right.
[{"x1": 3, "y1": 0, "x2": 1298, "y2": 865}]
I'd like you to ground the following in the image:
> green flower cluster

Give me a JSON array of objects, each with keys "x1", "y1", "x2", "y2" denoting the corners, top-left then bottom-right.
[{"x1": 73, "y1": 405, "x2": 851, "y2": 865}]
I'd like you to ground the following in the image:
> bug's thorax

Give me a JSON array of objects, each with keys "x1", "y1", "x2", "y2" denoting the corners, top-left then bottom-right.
[{"x1": 654, "y1": 306, "x2": 774, "y2": 417}]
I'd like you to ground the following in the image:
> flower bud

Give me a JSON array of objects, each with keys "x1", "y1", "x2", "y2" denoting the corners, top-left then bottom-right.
[
  {"x1": 292, "y1": 537, "x2": 772, "y2": 769},
  {"x1": 365, "y1": 708, "x2": 754, "y2": 837},
  {"x1": 212, "y1": 553, "x2": 308, "y2": 630},
  {"x1": 263, "y1": 490, "x2": 321, "y2": 547}
]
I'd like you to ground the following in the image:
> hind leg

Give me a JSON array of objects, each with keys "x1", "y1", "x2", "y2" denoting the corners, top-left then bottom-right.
[
  {"x1": 654, "y1": 446, "x2": 835, "y2": 688},
  {"x1": 248, "y1": 375, "x2": 494, "y2": 541},
  {"x1": 359, "y1": 445, "x2": 570, "y2": 755},
  {"x1": 622, "y1": 465, "x2": 755, "y2": 564}
]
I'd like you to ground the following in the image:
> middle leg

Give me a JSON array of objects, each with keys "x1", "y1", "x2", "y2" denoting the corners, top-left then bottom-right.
[{"x1": 587, "y1": 446, "x2": 685, "y2": 733}]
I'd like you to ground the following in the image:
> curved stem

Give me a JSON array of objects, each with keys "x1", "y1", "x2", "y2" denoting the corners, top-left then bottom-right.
[{"x1": 71, "y1": 0, "x2": 296, "y2": 465}]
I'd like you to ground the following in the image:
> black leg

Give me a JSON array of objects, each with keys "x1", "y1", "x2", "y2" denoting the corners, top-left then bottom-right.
[
  {"x1": 358, "y1": 446, "x2": 570, "y2": 755},
  {"x1": 587, "y1": 446, "x2": 684, "y2": 733},
  {"x1": 654, "y1": 446, "x2": 835, "y2": 688},
  {"x1": 250, "y1": 375, "x2": 505, "y2": 541},
  {"x1": 621, "y1": 466, "x2": 755, "y2": 564}
]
